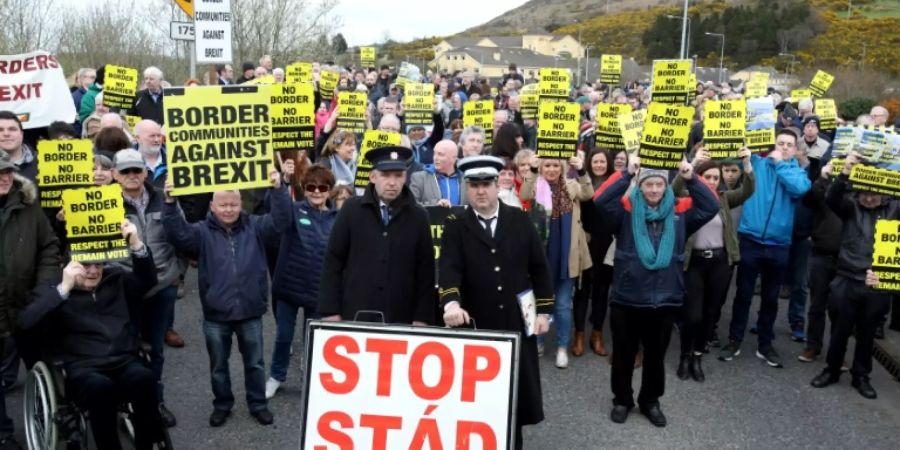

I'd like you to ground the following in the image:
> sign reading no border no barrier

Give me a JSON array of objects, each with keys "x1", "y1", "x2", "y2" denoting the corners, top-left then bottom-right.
[
  {"x1": 164, "y1": 85, "x2": 274, "y2": 196},
  {"x1": 301, "y1": 321, "x2": 520, "y2": 450},
  {"x1": 639, "y1": 102, "x2": 694, "y2": 170},
  {"x1": 270, "y1": 83, "x2": 315, "y2": 152},
  {"x1": 872, "y1": 219, "x2": 900, "y2": 292},
  {"x1": 63, "y1": 184, "x2": 128, "y2": 263},
  {"x1": 37, "y1": 139, "x2": 94, "y2": 209}
]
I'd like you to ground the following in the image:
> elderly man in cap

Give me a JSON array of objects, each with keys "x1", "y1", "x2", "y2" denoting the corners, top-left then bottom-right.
[
  {"x1": 111, "y1": 149, "x2": 183, "y2": 427},
  {"x1": 0, "y1": 149, "x2": 60, "y2": 450},
  {"x1": 319, "y1": 146, "x2": 435, "y2": 325},
  {"x1": 441, "y1": 155, "x2": 553, "y2": 449}
]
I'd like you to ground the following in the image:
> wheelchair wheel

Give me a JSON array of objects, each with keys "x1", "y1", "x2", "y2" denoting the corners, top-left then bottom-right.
[
  {"x1": 24, "y1": 361, "x2": 60, "y2": 450},
  {"x1": 119, "y1": 404, "x2": 174, "y2": 450}
]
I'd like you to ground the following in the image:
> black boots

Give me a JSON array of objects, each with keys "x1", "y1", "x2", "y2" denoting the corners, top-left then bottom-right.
[
  {"x1": 677, "y1": 354, "x2": 690, "y2": 380},
  {"x1": 678, "y1": 353, "x2": 705, "y2": 382}
]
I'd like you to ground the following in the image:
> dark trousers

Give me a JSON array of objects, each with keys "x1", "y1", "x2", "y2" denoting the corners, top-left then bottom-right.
[
  {"x1": 67, "y1": 359, "x2": 162, "y2": 450},
  {"x1": 729, "y1": 238, "x2": 790, "y2": 350},
  {"x1": 824, "y1": 276, "x2": 891, "y2": 378},
  {"x1": 682, "y1": 251, "x2": 731, "y2": 354},
  {"x1": 203, "y1": 317, "x2": 267, "y2": 413},
  {"x1": 0, "y1": 338, "x2": 11, "y2": 439},
  {"x1": 610, "y1": 304, "x2": 677, "y2": 408},
  {"x1": 708, "y1": 265, "x2": 736, "y2": 341},
  {"x1": 806, "y1": 252, "x2": 837, "y2": 352},
  {"x1": 139, "y1": 285, "x2": 177, "y2": 402},
  {"x1": 573, "y1": 264, "x2": 612, "y2": 332}
]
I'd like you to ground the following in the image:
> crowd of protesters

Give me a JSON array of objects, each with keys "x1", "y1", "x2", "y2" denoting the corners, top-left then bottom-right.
[{"x1": 0, "y1": 51, "x2": 898, "y2": 449}]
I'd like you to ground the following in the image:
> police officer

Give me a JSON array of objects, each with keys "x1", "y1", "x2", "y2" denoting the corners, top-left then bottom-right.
[
  {"x1": 318, "y1": 146, "x2": 435, "y2": 325},
  {"x1": 440, "y1": 155, "x2": 554, "y2": 450}
]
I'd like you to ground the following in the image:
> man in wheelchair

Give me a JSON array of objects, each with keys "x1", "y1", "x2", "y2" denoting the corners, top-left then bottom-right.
[{"x1": 19, "y1": 220, "x2": 166, "y2": 450}]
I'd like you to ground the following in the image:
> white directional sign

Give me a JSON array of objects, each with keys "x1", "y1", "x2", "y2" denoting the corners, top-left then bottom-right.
[
  {"x1": 170, "y1": 21, "x2": 194, "y2": 41},
  {"x1": 194, "y1": 0, "x2": 232, "y2": 64}
]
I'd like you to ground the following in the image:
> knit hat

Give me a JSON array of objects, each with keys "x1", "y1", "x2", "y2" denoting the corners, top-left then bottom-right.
[
  {"x1": 637, "y1": 169, "x2": 668, "y2": 186},
  {"x1": 242, "y1": 62, "x2": 255, "y2": 72},
  {"x1": 781, "y1": 103, "x2": 798, "y2": 119},
  {"x1": 802, "y1": 115, "x2": 821, "y2": 130}
]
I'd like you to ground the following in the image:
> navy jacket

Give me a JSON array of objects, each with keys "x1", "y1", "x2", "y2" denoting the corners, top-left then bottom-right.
[
  {"x1": 162, "y1": 187, "x2": 291, "y2": 321},
  {"x1": 594, "y1": 170, "x2": 719, "y2": 308},
  {"x1": 269, "y1": 200, "x2": 338, "y2": 309}
]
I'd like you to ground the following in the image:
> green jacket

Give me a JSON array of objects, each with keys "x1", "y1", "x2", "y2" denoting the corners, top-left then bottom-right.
[
  {"x1": 0, "y1": 176, "x2": 61, "y2": 336},
  {"x1": 79, "y1": 83, "x2": 103, "y2": 123},
  {"x1": 674, "y1": 171, "x2": 756, "y2": 271}
]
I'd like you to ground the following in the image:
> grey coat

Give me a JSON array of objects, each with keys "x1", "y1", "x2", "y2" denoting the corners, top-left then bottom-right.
[{"x1": 409, "y1": 170, "x2": 468, "y2": 207}]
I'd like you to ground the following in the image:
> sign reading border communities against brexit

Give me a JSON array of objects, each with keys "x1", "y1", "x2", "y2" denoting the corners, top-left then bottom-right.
[
  {"x1": 809, "y1": 70, "x2": 834, "y2": 97},
  {"x1": 639, "y1": 102, "x2": 694, "y2": 170},
  {"x1": 0, "y1": 51, "x2": 76, "y2": 129},
  {"x1": 463, "y1": 100, "x2": 494, "y2": 147},
  {"x1": 872, "y1": 219, "x2": 900, "y2": 292},
  {"x1": 355, "y1": 130, "x2": 402, "y2": 191},
  {"x1": 164, "y1": 85, "x2": 274, "y2": 196},
  {"x1": 538, "y1": 68, "x2": 569, "y2": 103},
  {"x1": 849, "y1": 164, "x2": 900, "y2": 197},
  {"x1": 620, "y1": 109, "x2": 647, "y2": 154},
  {"x1": 336, "y1": 91, "x2": 368, "y2": 134},
  {"x1": 360, "y1": 47, "x2": 376, "y2": 68},
  {"x1": 270, "y1": 83, "x2": 315, "y2": 153},
  {"x1": 285, "y1": 62, "x2": 312, "y2": 84},
  {"x1": 194, "y1": 0, "x2": 232, "y2": 64},
  {"x1": 301, "y1": 321, "x2": 520, "y2": 450},
  {"x1": 536, "y1": 102, "x2": 579, "y2": 160},
  {"x1": 746, "y1": 97, "x2": 776, "y2": 152},
  {"x1": 102, "y1": 65, "x2": 138, "y2": 110},
  {"x1": 595, "y1": 103, "x2": 632, "y2": 153},
  {"x1": 37, "y1": 139, "x2": 94, "y2": 209},
  {"x1": 600, "y1": 55, "x2": 622, "y2": 85},
  {"x1": 651, "y1": 59, "x2": 691, "y2": 104},
  {"x1": 403, "y1": 83, "x2": 435, "y2": 127},
  {"x1": 704, "y1": 99, "x2": 746, "y2": 159},
  {"x1": 62, "y1": 184, "x2": 128, "y2": 263},
  {"x1": 319, "y1": 69, "x2": 339, "y2": 102}
]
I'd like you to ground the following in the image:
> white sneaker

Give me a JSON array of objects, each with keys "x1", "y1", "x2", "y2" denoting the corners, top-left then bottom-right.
[
  {"x1": 265, "y1": 377, "x2": 282, "y2": 399},
  {"x1": 555, "y1": 348, "x2": 569, "y2": 369}
]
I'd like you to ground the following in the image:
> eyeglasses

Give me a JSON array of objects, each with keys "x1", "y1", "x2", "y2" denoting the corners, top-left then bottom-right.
[{"x1": 305, "y1": 184, "x2": 331, "y2": 193}]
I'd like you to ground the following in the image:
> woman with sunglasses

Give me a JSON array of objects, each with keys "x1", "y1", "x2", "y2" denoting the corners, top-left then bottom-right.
[{"x1": 265, "y1": 163, "x2": 338, "y2": 399}]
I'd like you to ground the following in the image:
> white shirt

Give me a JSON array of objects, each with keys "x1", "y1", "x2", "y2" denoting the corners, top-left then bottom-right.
[{"x1": 474, "y1": 204, "x2": 500, "y2": 237}]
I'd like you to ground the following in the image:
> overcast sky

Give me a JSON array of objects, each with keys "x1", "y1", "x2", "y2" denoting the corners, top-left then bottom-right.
[{"x1": 333, "y1": 0, "x2": 527, "y2": 45}]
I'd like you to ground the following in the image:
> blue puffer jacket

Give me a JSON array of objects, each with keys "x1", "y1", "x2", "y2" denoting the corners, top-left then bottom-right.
[
  {"x1": 270, "y1": 200, "x2": 338, "y2": 309},
  {"x1": 737, "y1": 154, "x2": 811, "y2": 246},
  {"x1": 594, "y1": 170, "x2": 719, "y2": 308},
  {"x1": 162, "y1": 187, "x2": 292, "y2": 322}
]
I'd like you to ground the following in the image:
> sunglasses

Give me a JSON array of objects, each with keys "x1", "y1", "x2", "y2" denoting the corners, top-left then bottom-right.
[
  {"x1": 305, "y1": 184, "x2": 331, "y2": 193},
  {"x1": 119, "y1": 167, "x2": 144, "y2": 175}
]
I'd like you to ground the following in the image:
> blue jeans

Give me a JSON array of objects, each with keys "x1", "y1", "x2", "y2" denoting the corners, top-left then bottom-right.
[
  {"x1": 786, "y1": 238, "x2": 810, "y2": 327},
  {"x1": 270, "y1": 301, "x2": 319, "y2": 382},
  {"x1": 729, "y1": 238, "x2": 790, "y2": 350},
  {"x1": 203, "y1": 317, "x2": 267, "y2": 413},
  {"x1": 141, "y1": 285, "x2": 177, "y2": 402},
  {"x1": 554, "y1": 277, "x2": 575, "y2": 348}
]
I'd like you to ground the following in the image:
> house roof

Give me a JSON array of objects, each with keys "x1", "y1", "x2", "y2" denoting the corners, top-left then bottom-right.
[
  {"x1": 488, "y1": 36, "x2": 523, "y2": 47},
  {"x1": 442, "y1": 46, "x2": 579, "y2": 70}
]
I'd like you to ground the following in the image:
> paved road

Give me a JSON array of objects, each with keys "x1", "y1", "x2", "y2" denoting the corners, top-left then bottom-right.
[{"x1": 8, "y1": 268, "x2": 900, "y2": 449}]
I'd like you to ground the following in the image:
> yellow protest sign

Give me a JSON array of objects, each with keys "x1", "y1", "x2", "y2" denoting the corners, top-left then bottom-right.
[
  {"x1": 620, "y1": 109, "x2": 647, "y2": 154},
  {"x1": 270, "y1": 83, "x2": 315, "y2": 153},
  {"x1": 816, "y1": 98, "x2": 837, "y2": 130},
  {"x1": 688, "y1": 73, "x2": 697, "y2": 99},
  {"x1": 600, "y1": 55, "x2": 622, "y2": 85},
  {"x1": 355, "y1": 130, "x2": 402, "y2": 189},
  {"x1": 595, "y1": 103, "x2": 632, "y2": 152},
  {"x1": 520, "y1": 84, "x2": 539, "y2": 120},
  {"x1": 125, "y1": 115, "x2": 141, "y2": 133},
  {"x1": 37, "y1": 139, "x2": 94, "y2": 209},
  {"x1": 286, "y1": 62, "x2": 312, "y2": 84},
  {"x1": 872, "y1": 219, "x2": 900, "y2": 292},
  {"x1": 164, "y1": 85, "x2": 274, "y2": 196},
  {"x1": 103, "y1": 64, "x2": 138, "y2": 110},
  {"x1": 243, "y1": 75, "x2": 275, "y2": 85},
  {"x1": 746, "y1": 97, "x2": 776, "y2": 152},
  {"x1": 704, "y1": 99, "x2": 746, "y2": 159},
  {"x1": 809, "y1": 70, "x2": 834, "y2": 97},
  {"x1": 790, "y1": 89, "x2": 812, "y2": 102},
  {"x1": 62, "y1": 184, "x2": 128, "y2": 263},
  {"x1": 538, "y1": 68, "x2": 570, "y2": 103},
  {"x1": 463, "y1": 100, "x2": 494, "y2": 146},
  {"x1": 651, "y1": 59, "x2": 692, "y2": 104},
  {"x1": 402, "y1": 83, "x2": 435, "y2": 127},
  {"x1": 319, "y1": 70, "x2": 340, "y2": 101},
  {"x1": 360, "y1": 47, "x2": 376, "y2": 68},
  {"x1": 849, "y1": 164, "x2": 900, "y2": 197},
  {"x1": 750, "y1": 72, "x2": 769, "y2": 83},
  {"x1": 336, "y1": 91, "x2": 368, "y2": 134},
  {"x1": 639, "y1": 102, "x2": 694, "y2": 169},
  {"x1": 745, "y1": 77, "x2": 768, "y2": 98},
  {"x1": 536, "y1": 102, "x2": 579, "y2": 160}
]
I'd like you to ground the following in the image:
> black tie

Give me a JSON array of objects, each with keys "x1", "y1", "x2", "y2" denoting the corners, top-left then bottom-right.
[{"x1": 479, "y1": 216, "x2": 495, "y2": 238}]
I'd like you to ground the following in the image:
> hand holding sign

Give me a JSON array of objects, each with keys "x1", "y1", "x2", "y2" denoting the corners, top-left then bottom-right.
[
  {"x1": 866, "y1": 269, "x2": 880, "y2": 288},
  {"x1": 568, "y1": 153, "x2": 584, "y2": 171},
  {"x1": 628, "y1": 156, "x2": 641, "y2": 176},
  {"x1": 282, "y1": 158, "x2": 295, "y2": 183},
  {"x1": 443, "y1": 302, "x2": 471, "y2": 327},
  {"x1": 122, "y1": 219, "x2": 143, "y2": 251},
  {"x1": 843, "y1": 151, "x2": 862, "y2": 175},
  {"x1": 163, "y1": 180, "x2": 175, "y2": 204},
  {"x1": 691, "y1": 146, "x2": 710, "y2": 167},
  {"x1": 679, "y1": 160, "x2": 694, "y2": 180},
  {"x1": 59, "y1": 261, "x2": 86, "y2": 296},
  {"x1": 269, "y1": 169, "x2": 281, "y2": 188}
]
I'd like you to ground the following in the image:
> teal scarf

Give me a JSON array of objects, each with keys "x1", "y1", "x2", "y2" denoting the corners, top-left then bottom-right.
[{"x1": 629, "y1": 186, "x2": 676, "y2": 270}]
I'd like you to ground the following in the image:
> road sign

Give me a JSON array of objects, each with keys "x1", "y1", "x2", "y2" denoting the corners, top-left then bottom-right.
[
  {"x1": 170, "y1": 21, "x2": 194, "y2": 41},
  {"x1": 174, "y1": 0, "x2": 193, "y2": 17}
]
